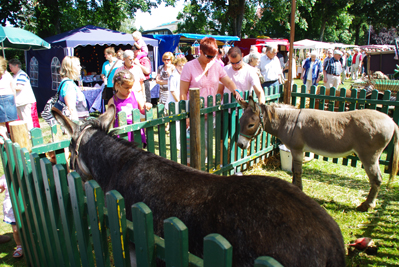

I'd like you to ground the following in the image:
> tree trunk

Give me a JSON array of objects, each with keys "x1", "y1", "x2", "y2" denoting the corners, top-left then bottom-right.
[
  {"x1": 354, "y1": 24, "x2": 361, "y2": 45},
  {"x1": 319, "y1": 19, "x2": 327, "y2": 41},
  {"x1": 229, "y1": 0, "x2": 246, "y2": 38}
]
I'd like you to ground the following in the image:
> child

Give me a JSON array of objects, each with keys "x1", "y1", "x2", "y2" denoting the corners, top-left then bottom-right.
[
  {"x1": 132, "y1": 31, "x2": 148, "y2": 60},
  {"x1": 108, "y1": 70, "x2": 146, "y2": 145},
  {"x1": 0, "y1": 175, "x2": 23, "y2": 258}
]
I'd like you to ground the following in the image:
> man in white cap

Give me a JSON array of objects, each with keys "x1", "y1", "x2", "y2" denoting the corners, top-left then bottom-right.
[
  {"x1": 323, "y1": 50, "x2": 343, "y2": 89},
  {"x1": 258, "y1": 44, "x2": 283, "y2": 88},
  {"x1": 351, "y1": 48, "x2": 362, "y2": 80}
]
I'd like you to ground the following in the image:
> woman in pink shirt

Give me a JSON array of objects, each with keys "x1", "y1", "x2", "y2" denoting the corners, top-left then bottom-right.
[{"x1": 180, "y1": 37, "x2": 241, "y2": 105}]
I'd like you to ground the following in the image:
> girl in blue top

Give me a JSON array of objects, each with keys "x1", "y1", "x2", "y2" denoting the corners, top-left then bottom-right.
[{"x1": 59, "y1": 56, "x2": 89, "y2": 121}]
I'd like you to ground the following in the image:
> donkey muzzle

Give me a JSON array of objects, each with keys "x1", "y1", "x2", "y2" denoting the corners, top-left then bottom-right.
[{"x1": 237, "y1": 135, "x2": 250, "y2": 149}]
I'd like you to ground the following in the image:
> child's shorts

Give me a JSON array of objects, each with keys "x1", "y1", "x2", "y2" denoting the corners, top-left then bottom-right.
[{"x1": 3, "y1": 198, "x2": 16, "y2": 225}]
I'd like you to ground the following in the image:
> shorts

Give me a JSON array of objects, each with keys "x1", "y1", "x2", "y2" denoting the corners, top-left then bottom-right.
[
  {"x1": 102, "y1": 87, "x2": 114, "y2": 104},
  {"x1": 3, "y1": 197, "x2": 15, "y2": 224},
  {"x1": 0, "y1": 95, "x2": 18, "y2": 123}
]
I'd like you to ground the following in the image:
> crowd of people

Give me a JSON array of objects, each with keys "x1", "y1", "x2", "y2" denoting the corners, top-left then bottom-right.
[{"x1": 297, "y1": 47, "x2": 380, "y2": 93}]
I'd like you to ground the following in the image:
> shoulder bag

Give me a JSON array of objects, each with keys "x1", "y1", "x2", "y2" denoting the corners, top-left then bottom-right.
[
  {"x1": 101, "y1": 59, "x2": 120, "y2": 99},
  {"x1": 41, "y1": 80, "x2": 71, "y2": 126}
]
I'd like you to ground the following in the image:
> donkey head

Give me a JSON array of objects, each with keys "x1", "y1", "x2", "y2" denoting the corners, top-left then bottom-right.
[
  {"x1": 237, "y1": 96, "x2": 262, "y2": 149},
  {"x1": 51, "y1": 105, "x2": 116, "y2": 180}
]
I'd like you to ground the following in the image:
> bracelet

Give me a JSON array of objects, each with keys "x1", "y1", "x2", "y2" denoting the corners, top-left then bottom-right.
[{"x1": 235, "y1": 89, "x2": 240, "y2": 93}]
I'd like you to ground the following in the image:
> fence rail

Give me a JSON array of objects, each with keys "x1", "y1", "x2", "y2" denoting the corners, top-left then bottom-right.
[
  {"x1": 3, "y1": 82, "x2": 399, "y2": 266},
  {"x1": 0, "y1": 139, "x2": 283, "y2": 266},
  {"x1": 292, "y1": 83, "x2": 399, "y2": 171},
  {"x1": 0, "y1": 86, "x2": 285, "y2": 266}
]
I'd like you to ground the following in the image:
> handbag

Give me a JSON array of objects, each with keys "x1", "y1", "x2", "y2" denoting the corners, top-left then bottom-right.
[{"x1": 41, "y1": 80, "x2": 71, "y2": 126}]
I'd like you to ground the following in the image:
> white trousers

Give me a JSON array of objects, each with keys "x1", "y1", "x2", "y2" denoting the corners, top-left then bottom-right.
[
  {"x1": 326, "y1": 74, "x2": 341, "y2": 90},
  {"x1": 17, "y1": 103, "x2": 33, "y2": 131},
  {"x1": 351, "y1": 64, "x2": 360, "y2": 80}
]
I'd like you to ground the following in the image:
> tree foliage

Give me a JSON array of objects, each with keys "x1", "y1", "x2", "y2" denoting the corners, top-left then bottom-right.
[
  {"x1": 2, "y1": 0, "x2": 172, "y2": 38},
  {"x1": 0, "y1": 0, "x2": 30, "y2": 27},
  {"x1": 177, "y1": 0, "x2": 399, "y2": 45}
]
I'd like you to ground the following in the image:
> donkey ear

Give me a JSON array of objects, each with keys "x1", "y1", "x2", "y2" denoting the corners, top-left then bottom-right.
[
  {"x1": 98, "y1": 104, "x2": 116, "y2": 132},
  {"x1": 51, "y1": 107, "x2": 79, "y2": 136},
  {"x1": 248, "y1": 96, "x2": 258, "y2": 112},
  {"x1": 237, "y1": 98, "x2": 248, "y2": 110}
]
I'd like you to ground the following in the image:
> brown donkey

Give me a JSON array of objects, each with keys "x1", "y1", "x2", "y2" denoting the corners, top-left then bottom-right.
[{"x1": 237, "y1": 97, "x2": 399, "y2": 211}]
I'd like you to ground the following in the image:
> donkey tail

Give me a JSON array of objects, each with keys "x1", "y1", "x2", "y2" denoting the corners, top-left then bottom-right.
[{"x1": 388, "y1": 124, "x2": 399, "y2": 187}]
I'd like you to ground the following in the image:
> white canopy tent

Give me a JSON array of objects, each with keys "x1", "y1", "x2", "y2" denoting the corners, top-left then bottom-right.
[{"x1": 293, "y1": 39, "x2": 335, "y2": 49}]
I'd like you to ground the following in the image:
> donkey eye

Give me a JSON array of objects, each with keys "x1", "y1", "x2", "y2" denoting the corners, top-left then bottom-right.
[{"x1": 248, "y1": 124, "x2": 255, "y2": 129}]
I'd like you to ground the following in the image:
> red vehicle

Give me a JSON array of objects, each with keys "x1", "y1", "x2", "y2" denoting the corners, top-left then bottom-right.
[{"x1": 234, "y1": 38, "x2": 289, "y2": 56}]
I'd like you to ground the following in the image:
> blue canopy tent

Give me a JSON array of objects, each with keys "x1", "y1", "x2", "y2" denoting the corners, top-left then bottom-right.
[
  {"x1": 143, "y1": 33, "x2": 240, "y2": 67},
  {"x1": 27, "y1": 25, "x2": 159, "y2": 112}
]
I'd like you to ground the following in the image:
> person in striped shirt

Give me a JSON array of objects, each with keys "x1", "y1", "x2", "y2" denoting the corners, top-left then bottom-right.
[{"x1": 8, "y1": 58, "x2": 40, "y2": 131}]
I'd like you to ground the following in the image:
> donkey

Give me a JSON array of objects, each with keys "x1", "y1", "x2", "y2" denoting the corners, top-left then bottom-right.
[
  {"x1": 237, "y1": 97, "x2": 399, "y2": 212},
  {"x1": 52, "y1": 106, "x2": 345, "y2": 267}
]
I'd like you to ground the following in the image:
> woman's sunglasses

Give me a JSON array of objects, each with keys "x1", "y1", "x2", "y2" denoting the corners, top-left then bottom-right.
[{"x1": 203, "y1": 52, "x2": 216, "y2": 59}]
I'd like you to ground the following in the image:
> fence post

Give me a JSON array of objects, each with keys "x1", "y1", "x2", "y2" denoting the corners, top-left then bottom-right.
[
  {"x1": 189, "y1": 88, "x2": 201, "y2": 170},
  {"x1": 254, "y1": 256, "x2": 284, "y2": 267},
  {"x1": 132, "y1": 202, "x2": 156, "y2": 267},
  {"x1": 203, "y1": 234, "x2": 232, "y2": 267},
  {"x1": 164, "y1": 217, "x2": 189, "y2": 267}
]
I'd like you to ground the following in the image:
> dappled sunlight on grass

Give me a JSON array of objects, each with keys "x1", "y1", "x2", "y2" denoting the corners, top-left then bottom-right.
[{"x1": 247, "y1": 156, "x2": 399, "y2": 266}]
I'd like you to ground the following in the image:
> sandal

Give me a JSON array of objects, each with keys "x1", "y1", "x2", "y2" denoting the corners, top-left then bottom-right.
[{"x1": 13, "y1": 246, "x2": 23, "y2": 258}]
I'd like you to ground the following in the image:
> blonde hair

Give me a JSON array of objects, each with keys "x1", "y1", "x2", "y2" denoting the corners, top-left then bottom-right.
[
  {"x1": 0, "y1": 56, "x2": 7, "y2": 79},
  {"x1": 162, "y1": 52, "x2": 174, "y2": 61},
  {"x1": 60, "y1": 56, "x2": 81, "y2": 80},
  {"x1": 132, "y1": 31, "x2": 142, "y2": 39},
  {"x1": 113, "y1": 70, "x2": 135, "y2": 90},
  {"x1": 173, "y1": 57, "x2": 187, "y2": 66},
  {"x1": 104, "y1": 47, "x2": 116, "y2": 56}
]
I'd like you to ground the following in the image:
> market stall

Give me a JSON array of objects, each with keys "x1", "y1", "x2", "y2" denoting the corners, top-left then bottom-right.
[
  {"x1": 27, "y1": 25, "x2": 159, "y2": 112},
  {"x1": 143, "y1": 33, "x2": 240, "y2": 67}
]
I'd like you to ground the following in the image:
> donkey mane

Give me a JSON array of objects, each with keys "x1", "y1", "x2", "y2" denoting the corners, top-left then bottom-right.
[
  {"x1": 81, "y1": 118, "x2": 140, "y2": 149},
  {"x1": 263, "y1": 103, "x2": 296, "y2": 121}
]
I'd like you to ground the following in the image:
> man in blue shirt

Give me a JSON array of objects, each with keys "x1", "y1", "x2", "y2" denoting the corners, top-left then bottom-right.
[{"x1": 323, "y1": 50, "x2": 343, "y2": 89}]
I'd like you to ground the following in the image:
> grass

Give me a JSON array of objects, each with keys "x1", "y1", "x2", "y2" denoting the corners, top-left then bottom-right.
[{"x1": 246, "y1": 155, "x2": 399, "y2": 266}]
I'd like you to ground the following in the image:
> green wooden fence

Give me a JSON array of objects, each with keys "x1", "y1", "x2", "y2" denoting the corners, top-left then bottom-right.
[
  {"x1": 0, "y1": 140, "x2": 284, "y2": 266},
  {"x1": 291, "y1": 83, "x2": 399, "y2": 172},
  {"x1": 0, "y1": 86, "x2": 284, "y2": 266},
  {"x1": 110, "y1": 86, "x2": 283, "y2": 176},
  {"x1": 5, "y1": 82, "x2": 398, "y2": 266}
]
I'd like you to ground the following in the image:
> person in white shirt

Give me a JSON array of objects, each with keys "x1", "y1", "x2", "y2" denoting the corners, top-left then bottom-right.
[
  {"x1": 217, "y1": 47, "x2": 265, "y2": 104},
  {"x1": 258, "y1": 44, "x2": 283, "y2": 89},
  {"x1": 8, "y1": 58, "x2": 37, "y2": 131},
  {"x1": 167, "y1": 56, "x2": 187, "y2": 150}
]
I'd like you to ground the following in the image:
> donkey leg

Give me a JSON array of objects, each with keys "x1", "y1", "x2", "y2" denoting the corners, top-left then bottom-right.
[
  {"x1": 291, "y1": 151, "x2": 304, "y2": 190},
  {"x1": 357, "y1": 161, "x2": 382, "y2": 212}
]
